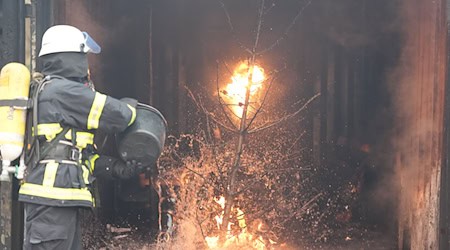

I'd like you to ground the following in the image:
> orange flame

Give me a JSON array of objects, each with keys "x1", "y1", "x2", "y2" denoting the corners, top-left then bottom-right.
[
  {"x1": 204, "y1": 196, "x2": 276, "y2": 250},
  {"x1": 221, "y1": 62, "x2": 265, "y2": 118}
]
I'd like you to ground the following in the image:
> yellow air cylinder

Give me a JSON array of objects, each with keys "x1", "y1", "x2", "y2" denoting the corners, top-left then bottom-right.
[{"x1": 0, "y1": 62, "x2": 30, "y2": 165}]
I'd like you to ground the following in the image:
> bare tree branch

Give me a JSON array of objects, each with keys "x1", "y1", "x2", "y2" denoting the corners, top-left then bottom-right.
[
  {"x1": 216, "y1": 0, "x2": 253, "y2": 54},
  {"x1": 221, "y1": 60, "x2": 234, "y2": 76},
  {"x1": 266, "y1": 165, "x2": 312, "y2": 172},
  {"x1": 183, "y1": 164, "x2": 225, "y2": 196},
  {"x1": 252, "y1": 0, "x2": 265, "y2": 54},
  {"x1": 221, "y1": 59, "x2": 257, "y2": 236},
  {"x1": 276, "y1": 192, "x2": 322, "y2": 226},
  {"x1": 245, "y1": 71, "x2": 278, "y2": 129},
  {"x1": 215, "y1": 62, "x2": 240, "y2": 130},
  {"x1": 185, "y1": 86, "x2": 238, "y2": 133},
  {"x1": 264, "y1": 0, "x2": 278, "y2": 15},
  {"x1": 209, "y1": 70, "x2": 229, "y2": 188},
  {"x1": 245, "y1": 63, "x2": 288, "y2": 130},
  {"x1": 249, "y1": 92, "x2": 320, "y2": 134},
  {"x1": 287, "y1": 130, "x2": 307, "y2": 154},
  {"x1": 196, "y1": 210, "x2": 208, "y2": 240},
  {"x1": 257, "y1": 0, "x2": 313, "y2": 55},
  {"x1": 204, "y1": 105, "x2": 214, "y2": 144}
]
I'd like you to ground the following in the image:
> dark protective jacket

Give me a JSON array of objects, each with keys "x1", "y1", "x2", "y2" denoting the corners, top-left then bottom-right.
[{"x1": 18, "y1": 53, "x2": 136, "y2": 208}]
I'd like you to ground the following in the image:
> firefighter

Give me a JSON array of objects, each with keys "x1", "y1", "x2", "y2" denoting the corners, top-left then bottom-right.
[{"x1": 18, "y1": 25, "x2": 140, "y2": 250}]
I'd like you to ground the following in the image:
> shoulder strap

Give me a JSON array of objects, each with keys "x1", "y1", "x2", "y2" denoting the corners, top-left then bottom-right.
[
  {"x1": 24, "y1": 75, "x2": 65, "y2": 167},
  {"x1": 0, "y1": 99, "x2": 30, "y2": 108}
]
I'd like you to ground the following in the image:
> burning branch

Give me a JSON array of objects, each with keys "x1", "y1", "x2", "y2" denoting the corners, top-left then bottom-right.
[
  {"x1": 216, "y1": 61, "x2": 240, "y2": 130},
  {"x1": 245, "y1": 67, "x2": 285, "y2": 130}
]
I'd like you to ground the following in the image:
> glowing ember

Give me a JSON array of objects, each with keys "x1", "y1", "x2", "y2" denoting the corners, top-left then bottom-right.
[
  {"x1": 205, "y1": 196, "x2": 276, "y2": 250},
  {"x1": 221, "y1": 62, "x2": 265, "y2": 118}
]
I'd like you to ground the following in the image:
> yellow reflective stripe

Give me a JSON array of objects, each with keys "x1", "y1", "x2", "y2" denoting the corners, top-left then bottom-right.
[
  {"x1": 89, "y1": 154, "x2": 100, "y2": 172},
  {"x1": 36, "y1": 123, "x2": 62, "y2": 134},
  {"x1": 19, "y1": 183, "x2": 93, "y2": 202},
  {"x1": 35, "y1": 124, "x2": 94, "y2": 148},
  {"x1": 87, "y1": 93, "x2": 106, "y2": 129},
  {"x1": 76, "y1": 132, "x2": 94, "y2": 146},
  {"x1": 36, "y1": 123, "x2": 63, "y2": 141},
  {"x1": 42, "y1": 161, "x2": 59, "y2": 187},
  {"x1": 127, "y1": 104, "x2": 136, "y2": 126},
  {"x1": 82, "y1": 165, "x2": 90, "y2": 184},
  {"x1": 65, "y1": 131, "x2": 94, "y2": 148}
]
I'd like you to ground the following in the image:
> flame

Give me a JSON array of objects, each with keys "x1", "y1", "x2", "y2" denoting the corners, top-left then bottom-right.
[
  {"x1": 221, "y1": 62, "x2": 265, "y2": 118},
  {"x1": 205, "y1": 196, "x2": 276, "y2": 250}
]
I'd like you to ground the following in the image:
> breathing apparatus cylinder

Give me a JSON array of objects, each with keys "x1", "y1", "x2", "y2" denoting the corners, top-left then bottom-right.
[{"x1": 0, "y1": 62, "x2": 30, "y2": 181}]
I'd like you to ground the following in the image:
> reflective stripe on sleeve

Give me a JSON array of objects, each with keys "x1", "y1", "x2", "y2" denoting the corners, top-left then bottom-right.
[
  {"x1": 88, "y1": 154, "x2": 100, "y2": 172},
  {"x1": 42, "y1": 161, "x2": 59, "y2": 187},
  {"x1": 87, "y1": 92, "x2": 107, "y2": 129},
  {"x1": 127, "y1": 104, "x2": 136, "y2": 126},
  {"x1": 19, "y1": 183, "x2": 93, "y2": 202}
]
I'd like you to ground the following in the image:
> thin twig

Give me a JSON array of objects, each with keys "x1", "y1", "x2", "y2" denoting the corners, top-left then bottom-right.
[
  {"x1": 246, "y1": 65, "x2": 288, "y2": 129},
  {"x1": 252, "y1": 0, "x2": 266, "y2": 54},
  {"x1": 217, "y1": 61, "x2": 249, "y2": 121},
  {"x1": 286, "y1": 130, "x2": 307, "y2": 154},
  {"x1": 184, "y1": 165, "x2": 205, "y2": 179},
  {"x1": 211, "y1": 66, "x2": 228, "y2": 187},
  {"x1": 245, "y1": 72, "x2": 277, "y2": 129},
  {"x1": 216, "y1": 62, "x2": 239, "y2": 130},
  {"x1": 204, "y1": 103, "x2": 213, "y2": 144},
  {"x1": 264, "y1": 0, "x2": 278, "y2": 15},
  {"x1": 257, "y1": 0, "x2": 313, "y2": 55},
  {"x1": 265, "y1": 165, "x2": 312, "y2": 173},
  {"x1": 186, "y1": 86, "x2": 238, "y2": 133},
  {"x1": 221, "y1": 60, "x2": 234, "y2": 76},
  {"x1": 196, "y1": 209, "x2": 208, "y2": 240},
  {"x1": 249, "y1": 92, "x2": 320, "y2": 134},
  {"x1": 184, "y1": 165, "x2": 223, "y2": 195},
  {"x1": 216, "y1": 0, "x2": 253, "y2": 54}
]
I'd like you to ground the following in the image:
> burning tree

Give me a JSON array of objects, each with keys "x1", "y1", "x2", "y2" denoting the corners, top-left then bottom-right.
[{"x1": 156, "y1": 1, "x2": 322, "y2": 249}]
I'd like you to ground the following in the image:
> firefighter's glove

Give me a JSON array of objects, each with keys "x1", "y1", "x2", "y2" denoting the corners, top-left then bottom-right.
[
  {"x1": 120, "y1": 97, "x2": 138, "y2": 108},
  {"x1": 113, "y1": 159, "x2": 142, "y2": 180}
]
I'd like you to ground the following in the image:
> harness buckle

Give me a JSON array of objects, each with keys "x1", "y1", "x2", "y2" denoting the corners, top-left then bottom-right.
[{"x1": 69, "y1": 147, "x2": 81, "y2": 161}]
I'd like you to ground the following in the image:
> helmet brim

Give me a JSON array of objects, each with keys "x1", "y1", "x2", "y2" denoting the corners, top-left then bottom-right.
[{"x1": 82, "y1": 32, "x2": 101, "y2": 54}]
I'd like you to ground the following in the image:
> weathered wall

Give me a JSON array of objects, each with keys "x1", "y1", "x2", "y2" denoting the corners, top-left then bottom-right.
[{"x1": 394, "y1": 0, "x2": 447, "y2": 249}]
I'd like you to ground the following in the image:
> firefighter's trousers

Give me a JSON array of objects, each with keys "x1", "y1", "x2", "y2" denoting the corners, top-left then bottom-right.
[{"x1": 23, "y1": 203, "x2": 82, "y2": 250}]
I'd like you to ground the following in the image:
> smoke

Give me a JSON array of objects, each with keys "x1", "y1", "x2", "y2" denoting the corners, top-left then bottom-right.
[{"x1": 304, "y1": 0, "x2": 401, "y2": 48}]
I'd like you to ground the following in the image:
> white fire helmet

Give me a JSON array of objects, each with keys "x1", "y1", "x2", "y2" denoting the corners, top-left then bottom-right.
[{"x1": 38, "y1": 25, "x2": 101, "y2": 57}]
